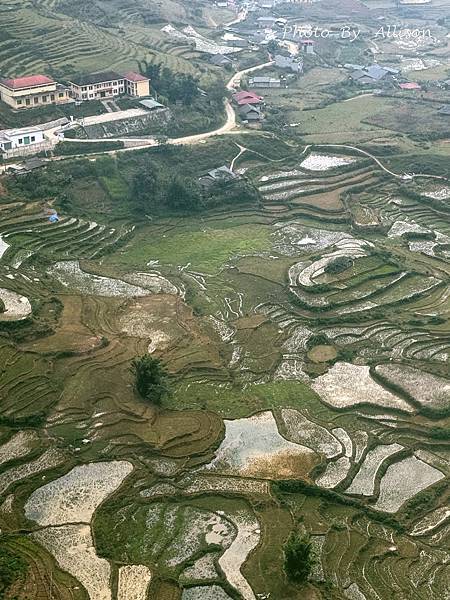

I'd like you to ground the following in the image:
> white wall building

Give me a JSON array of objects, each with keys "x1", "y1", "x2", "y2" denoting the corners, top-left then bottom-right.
[{"x1": 0, "y1": 126, "x2": 49, "y2": 158}]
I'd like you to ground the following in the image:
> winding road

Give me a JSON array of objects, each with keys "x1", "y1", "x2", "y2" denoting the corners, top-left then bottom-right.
[{"x1": 27, "y1": 61, "x2": 450, "y2": 183}]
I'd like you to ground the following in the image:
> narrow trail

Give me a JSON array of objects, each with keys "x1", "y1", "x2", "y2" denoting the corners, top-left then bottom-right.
[
  {"x1": 230, "y1": 143, "x2": 247, "y2": 172},
  {"x1": 302, "y1": 143, "x2": 450, "y2": 182}
]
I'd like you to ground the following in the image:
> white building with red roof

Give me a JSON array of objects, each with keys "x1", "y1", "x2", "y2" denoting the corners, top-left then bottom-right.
[{"x1": 0, "y1": 75, "x2": 69, "y2": 109}]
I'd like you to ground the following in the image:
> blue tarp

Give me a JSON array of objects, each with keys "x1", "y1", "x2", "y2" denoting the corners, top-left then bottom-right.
[{"x1": 49, "y1": 213, "x2": 59, "y2": 223}]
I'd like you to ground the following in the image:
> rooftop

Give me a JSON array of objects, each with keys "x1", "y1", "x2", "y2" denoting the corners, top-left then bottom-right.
[
  {"x1": 139, "y1": 98, "x2": 164, "y2": 110},
  {"x1": 0, "y1": 75, "x2": 54, "y2": 90},
  {"x1": 240, "y1": 103, "x2": 262, "y2": 115},
  {"x1": 123, "y1": 71, "x2": 149, "y2": 82},
  {"x1": 0, "y1": 125, "x2": 43, "y2": 138},
  {"x1": 399, "y1": 82, "x2": 421, "y2": 90},
  {"x1": 250, "y1": 77, "x2": 281, "y2": 83},
  {"x1": 232, "y1": 90, "x2": 263, "y2": 105},
  {"x1": 210, "y1": 54, "x2": 233, "y2": 65},
  {"x1": 69, "y1": 71, "x2": 122, "y2": 86}
]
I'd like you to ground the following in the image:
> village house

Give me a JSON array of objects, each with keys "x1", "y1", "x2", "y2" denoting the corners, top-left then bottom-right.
[
  {"x1": 239, "y1": 103, "x2": 264, "y2": 123},
  {"x1": 199, "y1": 165, "x2": 238, "y2": 187},
  {"x1": 249, "y1": 76, "x2": 282, "y2": 89},
  {"x1": 274, "y1": 54, "x2": 303, "y2": 74},
  {"x1": 210, "y1": 54, "x2": 234, "y2": 67},
  {"x1": 0, "y1": 75, "x2": 70, "y2": 110},
  {"x1": 226, "y1": 38, "x2": 250, "y2": 49},
  {"x1": 232, "y1": 91, "x2": 263, "y2": 106},
  {"x1": 68, "y1": 71, "x2": 149, "y2": 101},
  {"x1": 257, "y1": 16, "x2": 277, "y2": 29},
  {"x1": 350, "y1": 64, "x2": 395, "y2": 86},
  {"x1": 300, "y1": 40, "x2": 315, "y2": 55},
  {"x1": 0, "y1": 125, "x2": 48, "y2": 157}
]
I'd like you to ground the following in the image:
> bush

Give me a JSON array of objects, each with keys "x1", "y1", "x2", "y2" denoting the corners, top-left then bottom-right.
[
  {"x1": 324, "y1": 256, "x2": 353, "y2": 275},
  {"x1": 54, "y1": 140, "x2": 124, "y2": 156}
]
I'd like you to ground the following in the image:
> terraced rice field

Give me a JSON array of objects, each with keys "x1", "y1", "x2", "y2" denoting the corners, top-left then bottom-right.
[
  {"x1": 0, "y1": 0, "x2": 207, "y2": 81},
  {"x1": 0, "y1": 138, "x2": 449, "y2": 600}
]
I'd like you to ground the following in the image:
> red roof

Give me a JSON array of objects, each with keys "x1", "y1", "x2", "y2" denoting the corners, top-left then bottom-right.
[
  {"x1": 233, "y1": 90, "x2": 262, "y2": 106},
  {"x1": 0, "y1": 75, "x2": 54, "y2": 90},
  {"x1": 123, "y1": 71, "x2": 149, "y2": 82},
  {"x1": 399, "y1": 82, "x2": 421, "y2": 90}
]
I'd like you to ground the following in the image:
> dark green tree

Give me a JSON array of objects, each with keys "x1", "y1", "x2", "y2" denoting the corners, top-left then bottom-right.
[
  {"x1": 130, "y1": 355, "x2": 170, "y2": 405},
  {"x1": 165, "y1": 176, "x2": 201, "y2": 211},
  {"x1": 0, "y1": 543, "x2": 27, "y2": 598},
  {"x1": 284, "y1": 533, "x2": 313, "y2": 584}
]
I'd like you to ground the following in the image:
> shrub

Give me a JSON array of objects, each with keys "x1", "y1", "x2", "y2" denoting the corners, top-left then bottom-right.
[{"x1": 284, "y1": 533, "x2": 313, "y2": 584}]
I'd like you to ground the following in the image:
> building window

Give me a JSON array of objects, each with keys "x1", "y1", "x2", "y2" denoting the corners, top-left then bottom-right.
[
  {"x1": 17, "y1": 99, "x2": 23, "y2": 105},
  {"x1": 23, "y1": 136, "x2": 30, "y2": 145},
  {"x1": 18, "y1": 138, "x2": 23, "y2": 144},
  {"x1": 34, "y1": 97, "x2": 39, "y2": 104},
  {"x1": 31, "y1": 136, "x2": 35, "y2": 142},
  {"x1": 58, "y1": 92, "x2": 64, "y2": 98},
  {"x1": 51, "y1": 94, "x2": 55, "y2": 101},
  {"x1": 89, "y1": 86, "x2": 93, "y2": 90},
  {"x1": 42, "y1": 96, "x2": 47, "y2": 102}
]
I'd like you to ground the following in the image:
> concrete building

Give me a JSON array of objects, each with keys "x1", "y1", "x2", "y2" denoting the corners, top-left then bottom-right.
[
  {"x1": 123, "y1": 72, "x2": 150, "y2": 97},
  {"x1": 0, "y1": 75, "x2": 69, "y2": 110},
  {"x1": 0, "y1": 125, "x2": 48, "y2": 157},
  {"x1": 69, "y1": 71, "x2": 149, "y2": 101}
]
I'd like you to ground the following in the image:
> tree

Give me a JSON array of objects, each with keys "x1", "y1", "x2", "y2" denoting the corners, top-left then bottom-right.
[
  {"x1": 131, "y1": 168, "x2": 158, "y2": 212},
  {"x1": 130, "y1": 356, "x2": 170, "y2": 405},
  {"x1": 267, "y1": 40, "x2": 279, "y2": 55},
  {"x1": 284, "y1": 533, "x2": 313, "y2": 584}
]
